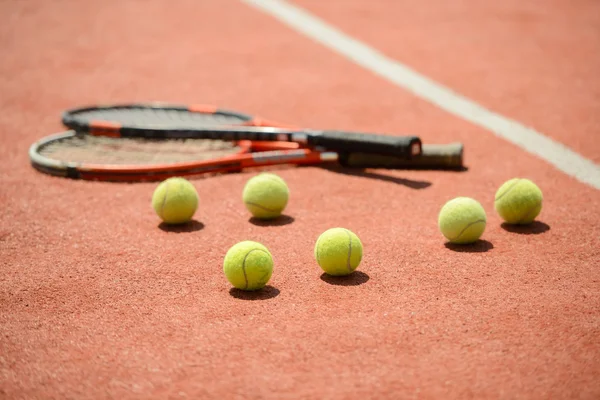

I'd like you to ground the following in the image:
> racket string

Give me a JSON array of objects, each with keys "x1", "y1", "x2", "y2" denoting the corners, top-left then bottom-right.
[
  {"x1": 40, "y1": 136, "x2": 242, "y2": 165},
  {"x1": 72, "y1": 107, "x2": 249, "y2": 127}
]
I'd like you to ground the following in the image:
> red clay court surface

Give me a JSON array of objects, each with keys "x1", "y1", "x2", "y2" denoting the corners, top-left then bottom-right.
[{"x1": 1, "y1": 0, "x2": 599, "y2": 399}]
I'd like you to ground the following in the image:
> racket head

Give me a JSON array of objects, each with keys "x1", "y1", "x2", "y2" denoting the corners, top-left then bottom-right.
[{"x1": 62, "y1": 102, "x2": 290, "y2": 137}]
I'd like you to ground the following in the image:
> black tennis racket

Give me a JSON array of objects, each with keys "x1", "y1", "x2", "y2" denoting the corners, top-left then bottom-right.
[{"x1": 61, "y1": 103, "x2": 423, "y2": 158}]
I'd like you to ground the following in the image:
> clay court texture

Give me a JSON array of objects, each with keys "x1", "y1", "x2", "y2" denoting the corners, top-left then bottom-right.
[{"x1": 1, "y1": 0, "x2": 599, "y2": 399}]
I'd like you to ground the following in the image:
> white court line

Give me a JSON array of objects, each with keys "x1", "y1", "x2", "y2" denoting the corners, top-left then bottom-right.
[{"x1": 242, "y1": 0, "x2": 600, "y2": 190}]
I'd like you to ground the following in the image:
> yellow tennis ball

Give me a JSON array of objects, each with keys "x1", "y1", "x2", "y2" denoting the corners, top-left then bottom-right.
[
  {"x1": 314, "y1": 228, "x2": 363, "y2": 276},
  {"x1": 494, "y1": 178, "x2": 543, "y2": 224},
  {"x1": 151, "y1": 177, "x2": 199, "y2": 224},
  {"x1": 438, "y1": 197, "x2": 487, "y2": 244},
  {"x1": 242, "y1": 173, "x2": 289, "y2": 219},
  {"x1": 223, "y1": 241, "x2": 274, "y2": 291}
]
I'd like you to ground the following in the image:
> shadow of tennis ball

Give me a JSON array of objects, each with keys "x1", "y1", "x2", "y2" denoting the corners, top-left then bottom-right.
[
  {"x1": 319, "y1": 271, "x2": 370, "y2": 286},
  {"x1": 248, "y1": 215, "x2": 295, "y2": 227},
  {"x1": 444, "y1": 239, "x2": 494, "y2": 253},
  {"x1": 228, "y1": 285, "x2": 281, "y2": 300},
  {"x1": 158, "y1": 220, "x2": 204, "y2": 233},
  {"x1": 501, "y1": 221, "x2": 550, "y2": 235}
]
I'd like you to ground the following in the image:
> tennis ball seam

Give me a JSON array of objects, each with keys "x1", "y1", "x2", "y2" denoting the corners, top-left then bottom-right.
[
  {"x1": 242, "y1": 249, "x2": 270, "y2": 290},
  {"x1": 343, "y1": 228, "x2": 353, "y2": 273},
  {"x1": 157, "y1": 180, "x2": 171, "y2": 220},
  {"x1": 448, "y1": 219, "x2": 486, "y2": 242},
  {"x1": 244, "y1": 201, "x2": 281, "y2": 212},
  {"x1": 517, "y1": 204, "x2": 542, "y2": 224},
  {"x1": 494, "y1": 178, "x2": 522, "y2": 201}
]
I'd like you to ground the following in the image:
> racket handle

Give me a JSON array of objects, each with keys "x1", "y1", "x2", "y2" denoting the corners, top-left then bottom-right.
[
  {"x1": 307, "y1": 130, "x2": 421, "y2": 158},
  {"x1": 338, "y1": 143, "x2": 464, "y2": 170}
]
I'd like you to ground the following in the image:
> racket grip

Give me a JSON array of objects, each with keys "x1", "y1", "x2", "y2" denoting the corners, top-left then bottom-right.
[
  {"x1": 338, "y1": 143, "x2": 464, "y2": 170},
  {"x1": 308, "y1": 131, "x2": 422, "y2": 158}
]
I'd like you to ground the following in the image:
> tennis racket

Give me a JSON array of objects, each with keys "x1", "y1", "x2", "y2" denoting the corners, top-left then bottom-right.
[
  {"x1": 61, "y1": 103, "x2": 423, "y2": 158},
  {"x1": 29, "y1": 103, "x2": 464, "y2": 182}
]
